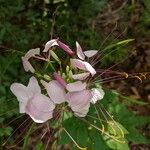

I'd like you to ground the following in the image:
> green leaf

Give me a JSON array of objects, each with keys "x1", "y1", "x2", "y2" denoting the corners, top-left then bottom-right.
[
  {"x1": 120, "y1": 95, "x2": 148, "y2": 105},
  {"x1": 105, "y1": 138, "x2": 129, "y2": 150},
  {"x1": 102, "y1": 39, "x2": 134, "y2": 51},
  {"x1": 35, "y1": 141, "x2": 45, "y2": 150},
  {"x1": 89, "y1": 128, "x2": 109, "y2": 150},
  {"x1": 102, "y1": 90, "x2": 150, "y2": 144}
]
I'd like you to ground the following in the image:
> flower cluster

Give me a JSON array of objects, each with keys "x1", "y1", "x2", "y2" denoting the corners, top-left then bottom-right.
[{"x1": 10, "y1": 39, "x2": 104, "y2": 123}]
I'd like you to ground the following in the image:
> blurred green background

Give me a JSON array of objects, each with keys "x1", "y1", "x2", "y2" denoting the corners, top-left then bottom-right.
[{"x1": 0, "y1": 0, "x2": 150, "y2": 149}]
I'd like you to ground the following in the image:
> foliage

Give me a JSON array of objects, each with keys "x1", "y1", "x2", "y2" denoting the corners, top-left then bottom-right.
[
  {"x1": 141, "y1": 0, "x2": 150, "y2": 27},
  {"x1": 59, "y1": 90, "x2": 149, "y2": 150}
]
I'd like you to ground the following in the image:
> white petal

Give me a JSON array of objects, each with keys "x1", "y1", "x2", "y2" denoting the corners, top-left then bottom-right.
[
  {"x1": 71, "y1": 59, "x2": 96, "y2": 76},
  {"x1": 84, "y1": 50, "x2": 98, "y2": 58},
  {"x1": 76, "y1": 41, "x2": 85, "y2": 60},
  {"x1": 71, "y1": 59, "x2": 87, "y2": 70},
  {"x1": 43, "y1": 39, "x2": 58, "y2": 52},
  {"x1": 22, "y1": 57, "x2": 35, "y2": 73},
  {"x1": 26, "y1": 94, "x2": 55, "y2": 123},
  {"x1": 84, "y1": 62, "x2": 96, "y2": 76},
  {"x1": 27, "y1": 76, "x2": 41, "y2": 95},
  {"x1": 66, "y1": 90, "x2": 92, "y2": 110},
  {"x1": 10, "y1": 83, "x2": 29, "y2": 102},
  {"x1": 66, "y1": 81, "x2": 87, "y2": 92},
  {"x1": 72, "y1": 72, "x2": 90, "y2": 80},
  {"x1": 90, "y1": 88, "x2": 105, "y2": 104},
  {"x1": 66, "y1": 90, "x2": 92, "y2": 117},
  {"x1": 25, "y1": 48, "x2": 40, "y2": 59},
  {"x1": 74, "y1": 103, "x2": 90, "y2": 117},
  {"x1": 19, "y1": 101, "x2": 26, "y2": 113},
  {"x1": 41, "y1": 80, "x2": 66, "y2": 104}
]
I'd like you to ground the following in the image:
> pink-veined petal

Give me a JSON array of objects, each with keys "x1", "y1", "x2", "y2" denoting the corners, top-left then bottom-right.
[
  {"x1": 66, "y1": 90, "x2": 92, "y2": 111},
  {"x1": 71, "y1": 59, "x2": 96, "y2": 76},
  {"x1": 72, "y1": 72, "x2": 90, "y2": 80},
  {"x1": 43, "y1": 39, "x2": 58, "y2": 52},
  {"x1": 22, "y1": 57, "x2": 35, "y2": 73},
  {"x1": 25, "y1": 48, "x2": 40, "y2": 59},
  {"x1": 84, "y1": 50, "x2": 98, "y2": 58},
  {"x1": 66, "y1": 81, "x2": 86, "y2": 92},
  {"x1": 26, "y1": 94, "x2": 55, "y2": 123},
  {"x1": 57, "y1": 40, "x2": 74, "y2": 56},
  {"x1": 71, "y1": 59, "x2": 87, "y2": 70},
  {"x1": 27, "y1": 76, "x2": 41, "y2": 95},
  {"x1": 73, "y1": 103, "x2": 90, "y2": 117},
  {"x1": 41, "y1": 80, "x2": 66, "y2": 104},
  {"x1": 84, "y1": 62, "x2": 96, "y2": 76},
  {"x1": 76, "y1": 41, "x2": 85, "y2": 60},
  {"x1": 10, "y1": 83, "x2": 29, "y2": 102},
  {"x1": 91, "y1": 88, "x2": 105, "y2": 104}
]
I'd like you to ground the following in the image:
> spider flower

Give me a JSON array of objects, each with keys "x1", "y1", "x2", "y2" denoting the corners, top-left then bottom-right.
[
  {"x1": 10, "y1": 77, "x2": 55, "y2": 123},
  {"x1": 11, "y1": 39, "x2": 105, "y2": 122}
]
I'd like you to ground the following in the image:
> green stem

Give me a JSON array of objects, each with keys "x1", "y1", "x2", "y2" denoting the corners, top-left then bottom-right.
[{"x1": 48, "y1": 61, "x2": 56, "y2": 72}]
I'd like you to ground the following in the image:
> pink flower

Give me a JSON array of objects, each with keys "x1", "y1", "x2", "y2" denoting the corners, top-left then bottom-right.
[
  {"x1": 41, "y1": 80, "x2": 66, "y2": 104},
  {"x1": 66, "y1": 81, "x2": 87, "y2": 92},
  {"x1": 72, "y1": 72, "x2": 90, "y2": 80},
  {"x1": 76, "y1": 41, "x2": 98, "y2": 60},
  {"x1": 66, "y1": 81, "x2": 92, "y2": 117},
  {"x1": 22, "y1": 48, "x2": 40, "y2": 73},
  {"x1": 71, "y1": 59, "x2": 96, "y2": 76},
  {"x1": 10, "y1": 77, "x2": 55, "y2": 123},
  {"x1": 42, "y1": 75, "x2": 92, "y2": 117},
  {"x1": 70, "y1": 42, "x2": 97, "y2": 79},
  {"x1": 43, "y1": 39, "x2": 74, "y2": 56},
  {"x1": 43, "y1": 39, "x2": 59, "y2": 52}
]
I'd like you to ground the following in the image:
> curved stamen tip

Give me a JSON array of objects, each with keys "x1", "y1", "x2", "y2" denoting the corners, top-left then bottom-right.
[
  {"x1": 123, "y1": 72, "x2": 128, "y2": 78},
  {"x1": 134, "y1": 75, "x2": 142, "y2": 83}
]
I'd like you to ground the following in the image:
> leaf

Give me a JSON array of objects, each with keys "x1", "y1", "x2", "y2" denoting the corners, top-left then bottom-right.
[
  {"x1": 60, "y1": 117, "x2": 88, "y2": 148},
  {"x1": 105, "y1": 138, "x2": 129, "y2": 150},
  {"x1": 102, "y1": 39, "x2": 134, "y2": 51},
  {"x1": 102, "y1": 90, "x2": 150, "y2": 144},
  {"x1": 120, "y1": 95, "x2": 148, "y2": 105},
  {"x1": 89, "y1": 128, "x2": 109, "y2": 150},
  {"x1": 35, "y1": 141, "x2": 45, "y2": 150}
]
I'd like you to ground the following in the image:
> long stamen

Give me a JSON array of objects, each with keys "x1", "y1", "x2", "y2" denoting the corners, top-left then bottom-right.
[
  {"x1": 92, "y1": 50, "x2": 136, "y2": 83},
  {"x1": 3, "y1": 117, "x2": 30, "y2": 146},
  {"x1": 5, "y1": 121, "x2": 33, "y2": 149},
  {"x1": 90, "y1": 26, "x2": 128, "y2": 65}
]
